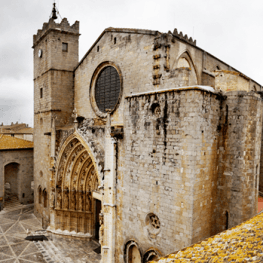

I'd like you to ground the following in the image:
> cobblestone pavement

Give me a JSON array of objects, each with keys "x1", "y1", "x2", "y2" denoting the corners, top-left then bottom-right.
[{"x1": 0, "y1": 206, "x2": 101, "y2": 263}]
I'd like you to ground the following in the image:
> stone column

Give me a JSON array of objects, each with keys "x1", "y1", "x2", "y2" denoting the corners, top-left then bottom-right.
[{"x1": 101, "y1": 112, "x2": 117, "y2": 263}]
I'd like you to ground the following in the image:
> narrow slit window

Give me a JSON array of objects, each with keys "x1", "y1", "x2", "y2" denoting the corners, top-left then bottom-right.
[
  {"x1": 97, "y1": 46, "x2": 99, "y2": 52},
  {"x1": 62, "y1": 42, "x2": 68, "y2": 52},
  {"x1": 40, "y1": 88, "x2": 43, "y2": 98},
  {"x1": 39, "y1": 188, "x2": 42, "y2": 204},
  {"x1": 43, "y1": 190, "x2": 47, "y2": 208},
  {"x1": 114, "y1": 37, "x2": 116, "y2": 44}
]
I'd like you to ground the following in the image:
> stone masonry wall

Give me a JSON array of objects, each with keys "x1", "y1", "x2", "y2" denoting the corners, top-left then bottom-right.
[
  {"x1": 117, "y1": 88, "x2": 222, "y2": 259},
  {"x1": 214, "y1": 91, "x2": 262, "y2": 234},
  {"x1": 33, "y1": 19, "x2": 79, "y2": 225},
  {"x1": 0, "y1": 149, "x2": 34, "y2": 206},
  {"x1": 74, "y1": 31, "x2": 157, "y2": 126}
]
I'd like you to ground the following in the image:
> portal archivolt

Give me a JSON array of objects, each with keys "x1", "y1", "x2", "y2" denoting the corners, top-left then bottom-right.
[{"x1": 53, "y1": 135, "x2": 100, "y2": 236}]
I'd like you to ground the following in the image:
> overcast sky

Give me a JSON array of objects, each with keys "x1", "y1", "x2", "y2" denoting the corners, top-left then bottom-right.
[{"x1": 1, "y1": 0, "x2": 263, "y2": 126}]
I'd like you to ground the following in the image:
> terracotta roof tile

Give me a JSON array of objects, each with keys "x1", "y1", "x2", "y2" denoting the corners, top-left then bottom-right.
[{"x1": 0, "y1": 135, "x2": 33, "y2": 150}]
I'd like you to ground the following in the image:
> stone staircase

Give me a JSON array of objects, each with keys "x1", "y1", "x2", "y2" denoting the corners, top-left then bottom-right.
[
  {"x1": 0, "y1": 195, "x2": 101, "y2": 263},
  {"x1": 33, "y1": 232, "x2": 74, "y2": 263}
]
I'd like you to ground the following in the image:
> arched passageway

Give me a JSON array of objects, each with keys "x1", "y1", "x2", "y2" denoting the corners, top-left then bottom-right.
[
  {"x1": 53, "y1": 136, "x2": 101, "y2": 237},
  {"x1": 4, "y1": 162, "x2": 20, "y2": 203},
  {"x1": 128, "y1": 245, "x2": 141, "y2": 263}
]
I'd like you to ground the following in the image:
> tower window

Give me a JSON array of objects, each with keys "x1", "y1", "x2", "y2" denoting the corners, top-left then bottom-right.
[
  {"x1": 97, "y1": 46, "x2": 99, "y2": 52},
  {"x1": 114, "y1": 37, "x2": 116, "y2": 44},
  {"x1": 40, "y1": 88, "x2": 43, "y2": 98},
  {"x1": 62, "y1": 42, "x2": 68, "y2": 52}
]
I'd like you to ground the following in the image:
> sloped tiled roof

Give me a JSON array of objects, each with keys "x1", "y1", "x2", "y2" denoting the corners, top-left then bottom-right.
[
  {"x1": 153, "y1": 212, "x2": 263, "y2": 263},
  {"x1": 0, "y1": 135, "x2": 33, "y2": 150}
]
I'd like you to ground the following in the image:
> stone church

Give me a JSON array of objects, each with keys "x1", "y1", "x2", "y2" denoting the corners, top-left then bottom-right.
[{"x1": 33, "y1": 5, "x2": 263, "y2": 263}]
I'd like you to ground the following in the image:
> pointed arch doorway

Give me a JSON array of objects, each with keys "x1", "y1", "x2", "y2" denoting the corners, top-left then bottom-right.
[{"x1": 53, "y1": 134, "x2": 103, "y2": 239}]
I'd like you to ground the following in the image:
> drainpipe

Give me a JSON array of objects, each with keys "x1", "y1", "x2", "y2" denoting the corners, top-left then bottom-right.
[{"x1": 102, "y1": 111, "x2": 117, "y2": 263}]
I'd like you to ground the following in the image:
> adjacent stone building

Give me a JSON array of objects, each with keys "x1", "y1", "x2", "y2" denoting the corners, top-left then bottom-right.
[
  {"x1": 0, "y1": 135, "x2": 34, "y2": 210},
  {"x1": 33, "y1": 6, "x2": 263, "y2": 263},
  {"x1": 0, "y1": 122, "x2": 34, "y2": 142}
]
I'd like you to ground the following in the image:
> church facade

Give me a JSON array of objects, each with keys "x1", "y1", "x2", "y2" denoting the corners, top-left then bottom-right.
[{"x1": 33, "y1": 11, "x2": 263, "y2": 263}]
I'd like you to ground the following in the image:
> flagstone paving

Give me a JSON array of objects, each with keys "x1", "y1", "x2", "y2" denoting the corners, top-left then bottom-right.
[
  {"x1": 0, "y1": 206, "x2": 45, "y2": 263},
  {"x1": 0, "y1": 206, "x2": 101, "y2": 263}
]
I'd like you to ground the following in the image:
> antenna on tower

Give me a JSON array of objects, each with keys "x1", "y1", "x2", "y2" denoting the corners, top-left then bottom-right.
[{"x1": 49, "y1": 1, "x2": 62, "y2": 21}]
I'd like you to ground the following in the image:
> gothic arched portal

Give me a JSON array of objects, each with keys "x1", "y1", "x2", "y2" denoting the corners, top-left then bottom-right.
[{"x1": 53, "y1": 134, "x2": 102, "y2": 237}]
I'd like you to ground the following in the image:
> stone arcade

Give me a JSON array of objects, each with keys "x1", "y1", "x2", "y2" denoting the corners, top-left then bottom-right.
[{"x1": 33, "y1": 7, "x2": 263, "y2": 263}]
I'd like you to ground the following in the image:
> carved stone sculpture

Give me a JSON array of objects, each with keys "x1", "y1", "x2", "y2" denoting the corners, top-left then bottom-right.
[
  {"x1": 99, "y1": 213, "x2": 104, "y2": 246},
  {"x1": 85, "y1": 193, "x2": 91, "y2": 211},
  {"x1": 50, "y1": 189, "x2": 55, "y2": 208},
  {"x1": 70, "y1": 190, "x2": 76, "y2": 210},
  {"x1": 78, "y1": 193, "x2": 83, "y2": 211},
  {"x1": 56, "y1": 191, "x2": 62, "y2": 209},
  {"x1": 79, "y1": 118, "x2": 94, "y2": 133},
  {"x1": 63, "y1": 191, "x2": 69, "y2": 209}
]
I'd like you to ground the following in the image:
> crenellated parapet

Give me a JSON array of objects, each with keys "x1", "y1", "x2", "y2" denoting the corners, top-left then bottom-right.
[
  {"x1": 168, "y1": 28, "x2": 196, "y2": 46},
  {"x1": 33, "y1": 18, "x2": 79, "y2": 48}
]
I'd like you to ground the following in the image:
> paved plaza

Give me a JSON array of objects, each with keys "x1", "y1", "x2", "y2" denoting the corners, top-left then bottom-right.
[
  {"x1": 0, "y1": 205, "x2": 101, "y2": 263},
  {"x1": 0, "y1": 205, "x2": 45, "y2": 263}
]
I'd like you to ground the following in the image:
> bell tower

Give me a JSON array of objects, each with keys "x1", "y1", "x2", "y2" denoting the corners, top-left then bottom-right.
[{"x1": 33, "y1": 4, "x2": 79, "y2": 226}]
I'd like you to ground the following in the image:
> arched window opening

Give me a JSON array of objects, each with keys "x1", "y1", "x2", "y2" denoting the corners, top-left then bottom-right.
[
  {"x1": 143, "y1": 250, "x2": 160, "y2": 263},
  {"x1": 43, "y1": 189, "x2": 47, "y2": 208},
  {"x1": 128, "y1": 245, "x2": 141, "y2": 263},
  {"x1": 38, "y1": 187, "x2": 42, "y2": 204},
  {"x1": 176, "y1": 52, "x2": 198, "y2": 86},
  {"x1": 147, "y1": 255, "x2": 158, "y2": 262},
  {"x1": 177, "y1": 57, "x2": 190, "y2": 68},
  {"x1": 124, "y1": 241, "x2": 142, "y2": 263}
]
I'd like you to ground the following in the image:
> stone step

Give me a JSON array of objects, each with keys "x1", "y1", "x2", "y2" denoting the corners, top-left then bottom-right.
[
  {"x1": 42, "y1": 240, "x2": 63, "y2": 262},
  {"x1": 34, "y1": 239, "x2": 75, "y2": 263},
  {"x1": 34, "y1": 241, "x2": 58, "y2": 263}
]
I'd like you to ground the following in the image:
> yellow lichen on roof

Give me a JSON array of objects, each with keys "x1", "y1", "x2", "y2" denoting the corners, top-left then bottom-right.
[
  {"x1": 0, "y1": 135, "x2": 33, "y2": 150},
  {"x1": 152, "y1": 212, "x2": 263, "y2": 263}
]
